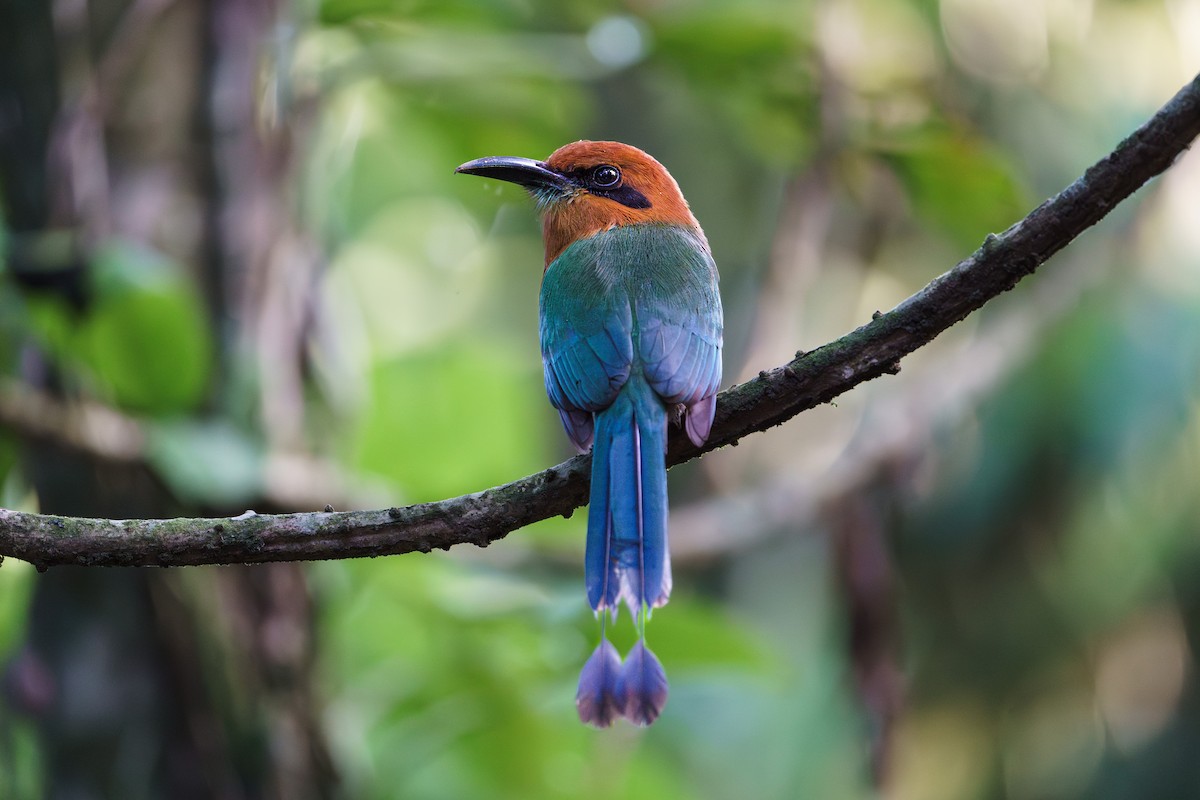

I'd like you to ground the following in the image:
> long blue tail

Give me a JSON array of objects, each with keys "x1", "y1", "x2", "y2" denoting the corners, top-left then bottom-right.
[
  {"x1": 584, "y1": 375, "x2": 670, "y2": 617},
  {"x1": 577, "y1": 375, "x2": 671, "y2": 727}
]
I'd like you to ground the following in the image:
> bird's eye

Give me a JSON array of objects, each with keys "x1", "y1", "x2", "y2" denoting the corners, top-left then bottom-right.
[{"x1": 590, "y1": 165, "x2": 621, "y2": 189}]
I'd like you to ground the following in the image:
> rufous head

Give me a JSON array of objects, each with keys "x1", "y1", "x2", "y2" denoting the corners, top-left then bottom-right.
[{"x1": 457, "y1": 140, "x2": 705, "y2": 266}]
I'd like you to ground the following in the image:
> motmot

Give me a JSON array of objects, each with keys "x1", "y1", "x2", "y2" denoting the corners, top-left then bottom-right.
[{"x1": 457, "y1": 141, "x2": 723, "y2": 727}]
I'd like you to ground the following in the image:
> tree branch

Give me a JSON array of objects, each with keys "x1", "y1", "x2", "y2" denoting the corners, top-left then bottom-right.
[{"x1": 2, "y1": 74, "x2": 1198, "y2": 570}]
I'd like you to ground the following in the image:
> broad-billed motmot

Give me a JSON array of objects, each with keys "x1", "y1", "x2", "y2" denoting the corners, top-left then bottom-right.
[{"x1": 457, "y1": 141, "x2": 723, "y2": 727}]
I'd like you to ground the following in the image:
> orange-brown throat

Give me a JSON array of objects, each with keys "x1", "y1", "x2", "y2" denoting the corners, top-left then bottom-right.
[{"x1": 539, "y1": 141, "x2": 704, "y2": 266}]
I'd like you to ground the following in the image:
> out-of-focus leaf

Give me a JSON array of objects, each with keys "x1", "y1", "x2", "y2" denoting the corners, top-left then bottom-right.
[
  {"x1": 318, "y1": 0, "x2": 530, "y2": 27},
  {"x1": 429, "y1": 567, "x2": 552, "y2": 619},
  {"x1": 19, "y1": 293, "x2": 75, "y2": 369},
  {"x1": 0, "y1": 287, "x2": 27, "y2": 374},
  {"x1": 76, "y1": 242, "x2": 213, "y2": 414},
  {"x1": 601, "y1": 597, "x2": 777, "y2": 675},
  {"x1": 651, "y1": 10, "x2": 815, "y2": 165},
  {"x1": 652, "y1": 10, "x2": 802, "y2": 78},
  {"x1": 0, "y1": 560, "x2": 34, "y2": 656},
  {"x1": 351, "y1": 343, "x2": 550, "y2": 500},
  {"x1": 0, "y1": 436, "x2": 20, "y2": 509},
  {"x1": 146, "y1": 419, "x2": 264, "y2": 507},
  {"x1": 877, "y1": 127, "x2": 1028, "y2": 250}
]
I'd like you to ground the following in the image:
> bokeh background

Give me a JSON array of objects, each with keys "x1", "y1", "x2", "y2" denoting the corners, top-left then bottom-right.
[{"x1": 1, "y1": 0, "x2": 1199, "y2": 798}]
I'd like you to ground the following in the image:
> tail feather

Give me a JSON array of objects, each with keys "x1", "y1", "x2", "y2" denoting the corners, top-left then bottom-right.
[
  {"x1": 637, "y1": 389, "x2": 668, "y2": 610},
  {"x1": 608, "y1": 405, "x2": 641, "y2": 618},
  {"x1": 584, "y1": 423, "x2": 615, "y2": 611},
  {"x1": 617, "y1": 639, "x2": 669, "y2": 726},
  {"x1": 576, "y1": 639, "x2": 623, "y2": 728},
  {"x1": 585, "y1": 376, "x2": 670, "y2": 618}
]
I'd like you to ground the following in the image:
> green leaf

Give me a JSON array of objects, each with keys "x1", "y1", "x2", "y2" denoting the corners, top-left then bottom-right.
[
  {"x1": 878, "y1": 127, "x2": 1028, "y2": 250},
  {"x1": 351, "y1": 343, "x2": 550, "y2": 500},
  {"x1": 77, "y1": 242, "x2": 213, "y2": 414},
  {"x1": 146, "y1": 419, "x2": 264, "y2": 507}
]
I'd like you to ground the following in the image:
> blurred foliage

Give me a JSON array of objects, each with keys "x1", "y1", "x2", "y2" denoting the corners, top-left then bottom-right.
[
  {"x1": 2, "y1": 0, "x2": 1200, "y2": 797},
  {"x1": 5, "y1": 239, "x2": 213, "y2": 413},
  {"x1": 146, "y1": 419, "x2": 265, "y2": 507},
  {"x1": 79, "y1": 242, "x2": 214, "y2": 414}
]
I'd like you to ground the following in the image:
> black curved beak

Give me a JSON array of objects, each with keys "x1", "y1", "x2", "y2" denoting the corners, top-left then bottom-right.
[{"x1": 455, "y1": 156, "x2": 574, "y2": 192}]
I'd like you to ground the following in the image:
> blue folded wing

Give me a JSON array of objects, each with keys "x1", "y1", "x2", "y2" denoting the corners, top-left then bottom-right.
[
  {"x1": 634, "y1": 239, "x2": 723, "y2": 446},
  {"x1": 638, "y1": 315, "x2": 722, "y2": 407},
  {"x1": 540, "y1": 243, "x2": 635, "y2": 453},
  {"x1": 541, "y1": 314, "x2": 633, "y2": 452},
  {"x1": 542, "y1": 322, "x2": 633, "y2": 413}
]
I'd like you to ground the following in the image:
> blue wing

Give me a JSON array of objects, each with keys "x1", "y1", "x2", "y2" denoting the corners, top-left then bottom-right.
[
  {"x1": 633, "y1": 232, "x2": 723, "y2": 445},
  {"x1": 539, "y1": 248, "x2": 633, "y2": 452}
]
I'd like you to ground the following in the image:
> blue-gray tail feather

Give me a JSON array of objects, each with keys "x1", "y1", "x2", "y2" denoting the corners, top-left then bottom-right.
[
  {"x1": 576, "y1": 639, "x2": 623, "y2": 727},
  {"x1": 617, "y1": 639, "x2": 668, "y2": 726},
  {"x1": 585, "y1": 376, "x2": 670, "y2": 617}
]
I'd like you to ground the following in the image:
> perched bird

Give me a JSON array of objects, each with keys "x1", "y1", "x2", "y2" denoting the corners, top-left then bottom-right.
[{"x1": 457, "y1": 141, "x2": 723, "y2": 726}]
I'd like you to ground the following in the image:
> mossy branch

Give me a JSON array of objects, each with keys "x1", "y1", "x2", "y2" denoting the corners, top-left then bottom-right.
[{"x1": 2, "y1": 73, "x2": 1199, "y2": 570}]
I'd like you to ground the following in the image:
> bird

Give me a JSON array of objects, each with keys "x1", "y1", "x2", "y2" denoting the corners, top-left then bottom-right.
[{"x1": 457, "y1": 141, "x2": 723, "y2": 727}]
